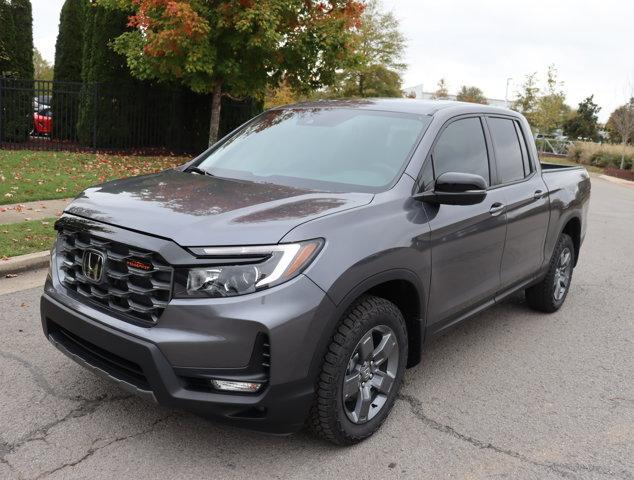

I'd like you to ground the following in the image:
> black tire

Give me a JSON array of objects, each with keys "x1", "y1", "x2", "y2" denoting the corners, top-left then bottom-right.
[
  {"x1": 308, "y1": 295, "x2": 408, "y2": 445},
  {"x1": 526, "y1": 233, "x2": 575, "y2": 313}
]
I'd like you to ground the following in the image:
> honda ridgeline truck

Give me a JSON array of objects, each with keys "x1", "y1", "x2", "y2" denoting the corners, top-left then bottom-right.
[{"x1": 41, "y1": 100, "x2": 590, "y2": 445}]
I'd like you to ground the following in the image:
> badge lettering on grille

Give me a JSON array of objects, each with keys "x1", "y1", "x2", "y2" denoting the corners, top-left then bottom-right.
[
  {"x1": 82, "y1": 249, "x2": 105, "y2": 283},
  {"x1": 126, "y1": 259, "x2": 153, "y2": 271}
]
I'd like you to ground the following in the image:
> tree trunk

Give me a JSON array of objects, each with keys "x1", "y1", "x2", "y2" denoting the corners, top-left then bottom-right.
[
  {"x1": 358, "y1": 74, "x2": 364, "y2": 97},
  {"x1": 620, "y1": 140, "x2": 627, "y2": 170},
  {"x1": 208, "y1": 80, "x2": 223, "y2": 147}
]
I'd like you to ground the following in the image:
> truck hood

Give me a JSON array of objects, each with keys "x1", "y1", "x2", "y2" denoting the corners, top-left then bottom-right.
[{"x1": 65, "y1": 169, "x2": 373, "y2": 246}]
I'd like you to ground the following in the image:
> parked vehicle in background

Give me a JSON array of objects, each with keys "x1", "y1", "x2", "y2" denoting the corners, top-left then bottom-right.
[
  {"x1": 33, "y1": 95, "x2": 51, "y2": 112},
  {"x1": 40, "y1": 99, "x2": 590, "y2": 445},
  {"x1": 33, "y1": 106, "x2": 52, "y2": 136}
]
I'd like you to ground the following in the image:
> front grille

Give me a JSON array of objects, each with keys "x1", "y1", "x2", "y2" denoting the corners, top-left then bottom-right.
[
  {"x1": 57, "y1": 228, "x2": 173, "y2": 325},
  {"x1": 48, "y1": 320, "x2": 150, "y2": 390}
]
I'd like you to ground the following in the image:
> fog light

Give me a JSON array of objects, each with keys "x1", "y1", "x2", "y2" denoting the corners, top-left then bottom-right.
[{"x1": 211, "y1": 379, "x2": 264, "y2": 393}]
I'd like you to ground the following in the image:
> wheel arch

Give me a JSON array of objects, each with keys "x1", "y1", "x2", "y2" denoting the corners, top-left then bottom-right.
[
  {"x1": 561, "y1": 216, "x2": 582, "y2": 266},
  {"x1": 308, "y1": 269, "x2": 426, "y2": 383}
]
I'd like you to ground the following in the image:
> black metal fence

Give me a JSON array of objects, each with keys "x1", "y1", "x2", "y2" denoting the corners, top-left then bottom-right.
[{"x1": 0, "y1": 78, "x2": 261, "y2": 155}]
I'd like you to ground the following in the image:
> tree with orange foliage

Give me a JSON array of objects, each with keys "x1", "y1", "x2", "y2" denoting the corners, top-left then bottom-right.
[{"x1": 97, "y1": 0, "x2": 364, "y2": 146}]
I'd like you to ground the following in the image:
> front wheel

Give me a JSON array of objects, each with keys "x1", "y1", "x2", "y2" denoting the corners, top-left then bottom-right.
[
  {"x1": 526, "y1": 233, "x2": 575, "y2": 312},
  {"x1": 308, "y1": 295, "x2": 408, "y2": 445}
]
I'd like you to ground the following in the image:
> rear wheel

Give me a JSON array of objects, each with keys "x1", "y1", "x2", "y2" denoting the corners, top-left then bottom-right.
[
  {"x1": 526, "y1": 233, "x2": 575, "y2": 312},
  {"x1": 308, "y1": 295, "x2": 408, "y2": 445}
]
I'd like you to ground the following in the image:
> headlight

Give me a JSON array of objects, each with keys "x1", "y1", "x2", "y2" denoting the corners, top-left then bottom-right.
[{"x1": 174, "y1": 239, "x2": 324, "y2": 298}]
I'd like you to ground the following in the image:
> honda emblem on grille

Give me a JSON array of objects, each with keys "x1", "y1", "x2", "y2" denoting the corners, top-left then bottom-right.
[{"x1": 82, "y1": 249, "x2": 105, "y2": 283}]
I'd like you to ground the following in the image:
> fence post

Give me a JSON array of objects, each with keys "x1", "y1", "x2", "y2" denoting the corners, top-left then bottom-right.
[{"x1": 92, "y1": 83, "x2": 98, "y2": 151}]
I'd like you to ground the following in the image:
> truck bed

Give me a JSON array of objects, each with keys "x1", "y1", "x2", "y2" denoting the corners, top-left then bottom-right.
[
  {"x1": 540, "y1": 162, "x2": 585, "y2": 172},
  {"x1": 540, "y1": 163, "x2": 589, "y2": 191}
]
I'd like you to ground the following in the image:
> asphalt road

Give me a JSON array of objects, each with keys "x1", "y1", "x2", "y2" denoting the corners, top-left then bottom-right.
[{"x1": 1, "y1": 176, "x2": 632, "y2": 480}]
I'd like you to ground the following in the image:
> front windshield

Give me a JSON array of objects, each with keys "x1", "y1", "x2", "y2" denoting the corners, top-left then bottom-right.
[{"x1": 196, "y1": 108, "x2": 431, "y2": 192}]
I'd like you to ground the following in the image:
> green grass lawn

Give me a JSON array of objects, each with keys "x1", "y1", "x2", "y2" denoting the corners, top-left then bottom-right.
[
  {"x1": 0, "y1": 150, "x2": 188, "y2": 205},
  {"x1": 0, "y1": 217, "x2": 57, "y2": 258},
  {"x1": 540, "y1": 154, "x2": 604, "y2": 174}
]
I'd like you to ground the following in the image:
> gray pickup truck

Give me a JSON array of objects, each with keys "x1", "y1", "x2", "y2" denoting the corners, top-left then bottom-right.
[{"x1": 41, "y1": 99, "x2": 590, "y2": 445}]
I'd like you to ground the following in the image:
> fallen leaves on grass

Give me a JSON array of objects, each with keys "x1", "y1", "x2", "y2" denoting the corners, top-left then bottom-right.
[{"x1": 1, "y1": 150, "x2": 187, "y2": 205}]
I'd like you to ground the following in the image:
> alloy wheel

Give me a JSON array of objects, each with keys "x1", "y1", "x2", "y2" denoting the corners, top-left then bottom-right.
[
  {"x1": 553, "y1": 247, "x2": 572, "y2": 301},
  {"x1": 342, "y1": 325, "x2": 399, "y2": 424}
]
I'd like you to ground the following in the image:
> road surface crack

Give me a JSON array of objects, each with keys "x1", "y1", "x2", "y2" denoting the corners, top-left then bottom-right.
[
  {"x1": 0, "y1": 394, "x2": 133, "y2": 471},
  {"x1": 0, "y1": 349, "x2": 119, "y2": 404},
  {"x1": 31, "y1": 414, "x2": 173, "y2": 480},
  {"x1": 398, "y1": 394, "x2": 632, "y2": 479},
  {"x1": 0, "y1": 350, "x2": 66, "y2": 401}
]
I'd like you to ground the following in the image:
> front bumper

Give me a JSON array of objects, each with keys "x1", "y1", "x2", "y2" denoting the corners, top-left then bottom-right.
[{"x1": 42, "y1": 260, "x2": 336, "y2": 435}]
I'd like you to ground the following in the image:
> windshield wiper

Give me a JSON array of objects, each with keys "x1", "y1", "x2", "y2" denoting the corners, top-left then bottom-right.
[{"x1": 186, "y1": 166, "x2": 214, "y2": 177}]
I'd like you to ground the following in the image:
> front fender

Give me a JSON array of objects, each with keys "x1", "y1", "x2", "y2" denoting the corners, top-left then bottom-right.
[{"x1": 304, "y1": 267, "x2": 428, "y2": 377}]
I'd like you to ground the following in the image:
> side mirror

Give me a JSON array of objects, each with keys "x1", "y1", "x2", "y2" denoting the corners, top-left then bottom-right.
[{"x1": 414, "y1": 172, "x2": 487, "y2": 206}]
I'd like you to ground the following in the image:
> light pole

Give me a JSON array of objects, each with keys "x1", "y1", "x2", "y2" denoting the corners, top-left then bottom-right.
[{"x1": 505, "y1": 77, "x2": 513, "y2": 108}]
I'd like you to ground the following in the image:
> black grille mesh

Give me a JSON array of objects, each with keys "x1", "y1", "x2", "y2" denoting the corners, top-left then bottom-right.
[{"x1": 57, "y1": 229, "x2": 173, "y2": 325}]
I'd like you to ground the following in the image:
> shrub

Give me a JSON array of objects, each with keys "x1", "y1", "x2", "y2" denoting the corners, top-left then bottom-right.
[{"x1": 567, "y1": 142, "x2": 634, "y2": 171}]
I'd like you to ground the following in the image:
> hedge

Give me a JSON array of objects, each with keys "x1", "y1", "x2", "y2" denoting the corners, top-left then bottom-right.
[
  {"x1": 52, "y1": 0, "x2": 86, "y2": 141},
  {"x1": 0, "y1": 0, "x2": 34, "y2": 143},
  {"x1": 71, "y1": 3, "x2": 261, "y2": 152},
  {"x1": 77, "y1": 3, "x2": 143, "y2": 148}
]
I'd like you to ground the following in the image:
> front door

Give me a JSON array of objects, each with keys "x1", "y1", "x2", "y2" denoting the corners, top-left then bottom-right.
[{"x1": 421, "y1": 116, "x2": 508, "y2": 333}]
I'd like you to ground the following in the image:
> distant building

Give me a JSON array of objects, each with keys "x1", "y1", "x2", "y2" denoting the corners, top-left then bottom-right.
[{"x1": 403, "y1": 84, "x2": 508, "y2": 108}]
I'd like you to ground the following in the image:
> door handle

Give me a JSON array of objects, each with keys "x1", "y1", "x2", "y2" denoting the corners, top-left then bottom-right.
[
  {"x1": 533, "y1": 190, "x2": 545, "y2": 200},
  {"x1": 489, "y1": 203, "x2": 505, "y2": 216}
]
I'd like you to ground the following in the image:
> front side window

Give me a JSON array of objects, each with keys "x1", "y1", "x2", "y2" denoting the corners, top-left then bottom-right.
[
  {"x1": 196, "y1": 108, "x2": 431, "y2": 192},
  {"x1": 432, "y1": 117, "x2": 490, "y2": 186},
  {"x1": 488, "y1": 117, "x2": 525, "y2": 183}
]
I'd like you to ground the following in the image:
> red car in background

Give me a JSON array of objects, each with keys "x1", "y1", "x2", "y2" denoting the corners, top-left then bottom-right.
[{"x1": 33, "y1": 107, "x2": 52, "y2": 136}]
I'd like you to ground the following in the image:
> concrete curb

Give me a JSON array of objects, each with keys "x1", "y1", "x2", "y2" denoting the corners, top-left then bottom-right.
[
  {"x1": 599, "y1": 174, "x2": 634, "y2": 187},
  {"x1": 1, "y1": 251, "x2": 50, "y2": 276}
]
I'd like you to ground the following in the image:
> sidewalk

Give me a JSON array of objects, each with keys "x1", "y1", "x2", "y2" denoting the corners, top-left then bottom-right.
[{"x1": 0, "y1": 198, "x2": 72, "y2": 224}]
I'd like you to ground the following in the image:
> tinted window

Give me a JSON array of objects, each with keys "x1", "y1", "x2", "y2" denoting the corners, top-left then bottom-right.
[
  {"x1": 197, "y1": 108, "x2": 431, "y2": 192},
  {"x1": 515, "y1": 122, "x2": 532, "y2": 175},
  {"x1": 489, "y1": 118, "x2": 525, "y2": 183},
  {"x1": 433, "y1": 118, "x2": 489, "y2": 185},
  {"x1": 419, "y1": 158, "x2": 434, "y2": 192}
]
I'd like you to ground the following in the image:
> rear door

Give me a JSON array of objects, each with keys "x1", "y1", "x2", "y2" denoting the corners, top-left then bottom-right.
[
  {"x1": 485, "y1": 116, "x2": 550, "y2": 290},
  {"x1": 421, "y1": 116, "x2": 508, "y2": 333}
]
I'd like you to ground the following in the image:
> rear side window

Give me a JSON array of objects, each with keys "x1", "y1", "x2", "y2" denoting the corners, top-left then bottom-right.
[
  {"x1": 515, "y1": 123, "x2": 533, "y2": 175},
  {"x1": 432, "y1": 117, "x2": 490, "y2": 186},
  {"x1": 488, "y1": 118, "x2": 525, "y2": 183}
]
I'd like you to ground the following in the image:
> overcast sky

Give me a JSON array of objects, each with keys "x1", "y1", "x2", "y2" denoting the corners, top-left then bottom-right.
[{"x1": 33, "y1": 0, "x2": 632, "y2": 122}]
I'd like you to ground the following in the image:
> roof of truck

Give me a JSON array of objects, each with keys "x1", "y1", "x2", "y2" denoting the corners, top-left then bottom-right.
[{"x1": 276, "y1": 98, "x2": 518, "y2": 118}]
